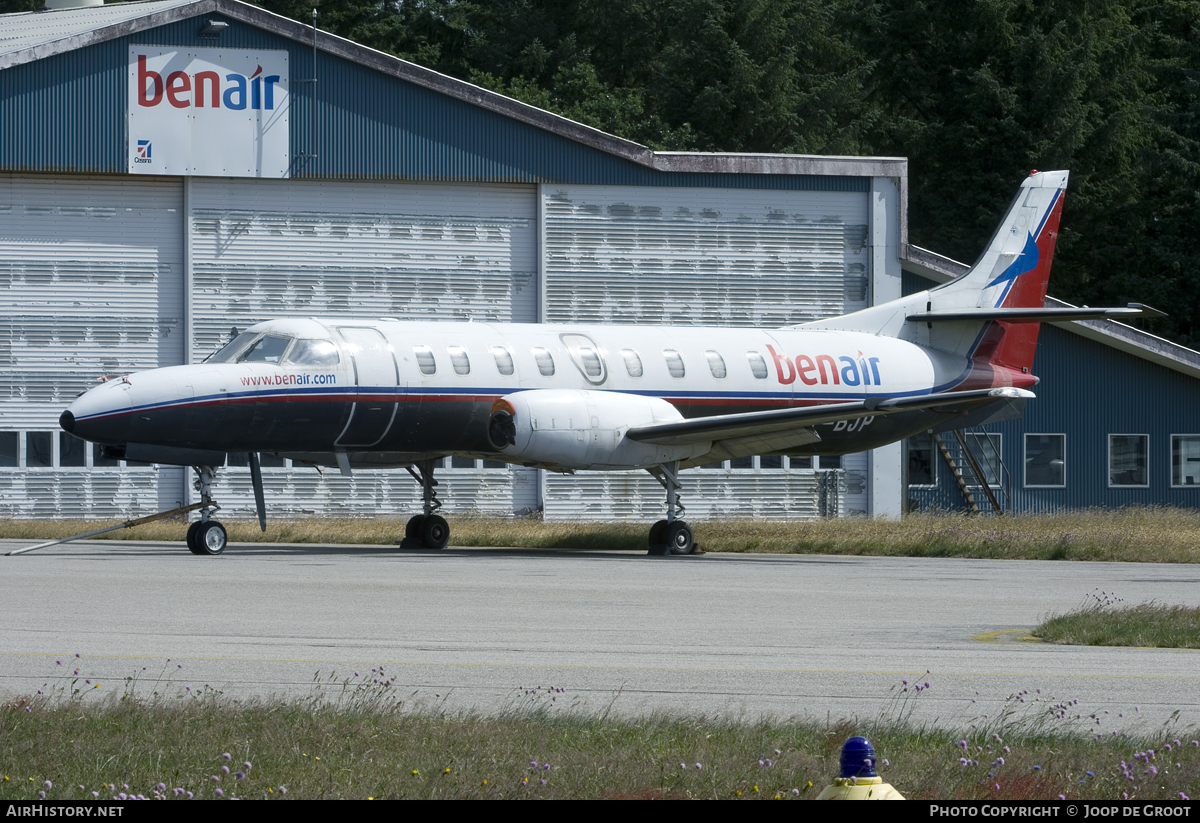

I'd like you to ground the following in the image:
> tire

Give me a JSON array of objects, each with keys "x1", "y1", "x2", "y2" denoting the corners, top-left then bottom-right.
[
  {"x1": 665, "y1": 521, "x2": 695, "y2": 555},
  {"x1": 405, "y1": 514, "x2": 426, "y2": 540},
  {"x1": 648, "y1": 519, "x2": 668, "y2": 547},
  {"x1": 196, "y1": 521, "x2": 227, "y2": 555},
  {"x1": 419, "y1": 514, "x2": 449, "y2": 549},
  {"x1": 186, "y1": 521, "x2": 204, "y2": 555}
]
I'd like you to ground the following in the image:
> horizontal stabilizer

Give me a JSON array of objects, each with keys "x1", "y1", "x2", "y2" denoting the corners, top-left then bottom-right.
[
  {"x1": 627, "y1": 388, "x2": 1034, "y2": 446},
  {"x1": 906, "y1": 303, "x2": 1165, "y2": 323}
]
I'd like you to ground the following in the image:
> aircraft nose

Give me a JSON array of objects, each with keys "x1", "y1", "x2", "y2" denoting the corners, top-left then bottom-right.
[{"x1": 62, "y1": 382, "x2": 131, "y2": 445}]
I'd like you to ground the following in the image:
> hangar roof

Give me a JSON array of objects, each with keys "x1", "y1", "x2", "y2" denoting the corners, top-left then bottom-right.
[
  {"x1": 0, "y1": 0, "x2": 905, "y2": 183},
  {"x1": 903, "y1": 244, "x2": 1200, "y2": 381}
]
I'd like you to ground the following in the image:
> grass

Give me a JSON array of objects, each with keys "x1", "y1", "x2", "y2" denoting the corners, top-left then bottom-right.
[
  {"x1": 4, "y1": 507, "x2": 1200, "y2": 563},
  {"x1": 2, "y1": 668, "x2": 1198, "y2": 800},
  {"x1": 1034, "y1": 591, "x2": 1200, "y2": 648}
]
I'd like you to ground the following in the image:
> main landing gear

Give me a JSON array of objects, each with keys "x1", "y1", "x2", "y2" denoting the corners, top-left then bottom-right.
[
  {"x1": 186, "y1": 465, "x2": 227, "y2": 555},
  {"x1": 404, "y1": 458, "x2": 449, "y2": 549},
  {"x1": 647, "y1": 461, "x2": 697, "y2": 556}
]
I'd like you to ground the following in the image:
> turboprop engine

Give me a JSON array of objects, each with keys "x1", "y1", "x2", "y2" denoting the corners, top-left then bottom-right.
[{"x1": 486, "y1": 389, "x2": 710, "y2": 470}]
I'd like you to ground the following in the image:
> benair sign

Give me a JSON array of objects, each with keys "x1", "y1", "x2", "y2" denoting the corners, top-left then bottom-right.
[{"x1": 127, "y1": 46, "x2": 289, "y2": 177}]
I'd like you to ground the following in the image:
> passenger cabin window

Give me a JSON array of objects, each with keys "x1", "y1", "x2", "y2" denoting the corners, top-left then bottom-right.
[
  {"x1": 533, "y1": 348, "x2": 555, "y2": 376},
  {"x1": 579, "y1": 347, "x2": 603, "y2": 379},
  {"x1": 491, "y1": 346, "x2": 515, "y2": 376},
  {"x1": 663, "y1": 349, "x2": 685, "y2": 378},
  {"x1": 747, "y1": 351, "x2": 768, "y2": 379},
  {"x1": 414, "y1": 346, "x2": 437, "y2": 375},
  {"x1": 621, "y1": 349, "x2": 643, "y2": 378},
  {"x1": 239, "y1": 334, "x2": 291, "y2": 364},
  {"x1": 286, "y1": 339, "x2": 340, "y2": 367},
  {"x1": 448, "y1": 346, "x2": 470, "y2": 375},
  {"x1": 705, "y1": 350, "x2": 727, "y2": 379}
]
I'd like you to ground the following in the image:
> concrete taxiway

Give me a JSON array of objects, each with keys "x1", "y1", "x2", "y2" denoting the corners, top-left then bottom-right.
[{"x1": 2, "y1": 539, "x2": 1198, "y2": 733}]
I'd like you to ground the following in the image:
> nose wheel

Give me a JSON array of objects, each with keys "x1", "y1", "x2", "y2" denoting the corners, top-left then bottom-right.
[
  {"x1": 187, "y1": 520, "x2": 227, "y2": 555},
  {"x1": 187, "y1": 465, "x2": 226, "y2": 555}
]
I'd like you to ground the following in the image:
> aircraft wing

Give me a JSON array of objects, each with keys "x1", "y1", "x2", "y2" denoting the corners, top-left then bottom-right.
[{"x1": 626, "y1": 387, "x2": 1034, "y2": 447}]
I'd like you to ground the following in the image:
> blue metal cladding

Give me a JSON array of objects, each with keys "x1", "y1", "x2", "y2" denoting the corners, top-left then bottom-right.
[
  {"x1": 0, "y1": 13, "x2": 868, "y2": 191},
  {"x1": 902, "y1": 272, "x2": 1200, "y2": 512}
]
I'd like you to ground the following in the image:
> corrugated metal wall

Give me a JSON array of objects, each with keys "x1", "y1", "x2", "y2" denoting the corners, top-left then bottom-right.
[{"x1": 902, "y1": 271, "x2": 1200, "y2": 513}]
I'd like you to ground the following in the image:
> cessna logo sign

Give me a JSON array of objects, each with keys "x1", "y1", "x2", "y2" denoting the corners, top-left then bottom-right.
[{"x1": 127, "y1": 46, "x2": 289, "y2": 177}]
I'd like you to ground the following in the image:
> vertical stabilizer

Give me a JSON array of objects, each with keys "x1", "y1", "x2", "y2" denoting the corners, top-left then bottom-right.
[{"x1": 930, "y1": 170, "x2": 1067, "y2": 377}]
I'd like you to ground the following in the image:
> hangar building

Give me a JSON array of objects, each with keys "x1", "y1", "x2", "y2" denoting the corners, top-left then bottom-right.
[{"x1": 1, "y1": 0, "x2": 1196, "y2": 522}]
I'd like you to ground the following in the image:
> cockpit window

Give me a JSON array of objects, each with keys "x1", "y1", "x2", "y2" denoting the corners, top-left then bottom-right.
[
  {"x1": 238, "y1": 334, "x2": 291, "y2": 364},
  {"x1": 204, "y1": 332, "x2": 258, "y2": 364},
  {"x1": 286, "y1": 339, "x2": 340, "y2": 367}
]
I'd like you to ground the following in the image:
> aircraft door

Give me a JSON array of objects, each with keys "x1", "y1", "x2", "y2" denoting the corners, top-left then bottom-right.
[{"x1": 334, "y1": 327, "x2": 400, "y2": 448}]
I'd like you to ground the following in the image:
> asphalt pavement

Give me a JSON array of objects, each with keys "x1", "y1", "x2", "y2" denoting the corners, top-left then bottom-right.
[{"x1": 2, "y1": 539, "x2": 1197, "y2": 734}]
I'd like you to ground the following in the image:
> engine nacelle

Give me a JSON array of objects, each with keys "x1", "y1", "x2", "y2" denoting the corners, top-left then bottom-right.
[{"x1": 487, "y1": 389, "x2": 710, "y2": 470}]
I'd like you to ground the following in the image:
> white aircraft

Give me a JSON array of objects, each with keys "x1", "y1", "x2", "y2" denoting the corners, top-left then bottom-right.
[{"x1": 55, "y1": 170, "x2": 1155, "y2": 556}]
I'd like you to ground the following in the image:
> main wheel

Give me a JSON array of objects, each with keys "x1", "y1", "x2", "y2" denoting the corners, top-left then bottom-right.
[
  {"x1": 648, "y1": 519, "x2": 668, "y2": 547},
  {"x1": 405, "y1": 514, "x2": 426, "y2": 540},
  {"x1": 665, "y1": 520, "x2": 695, "y2": 555},
  {"x1": 195, "y1": 521, "x2": 227, "y2": 555},
  {"x1": 186, "y1": 521, "x2": 204, "y2": 555},
  {"x1": 419, "y1": 514, "x2": 449, "y2": 549}
]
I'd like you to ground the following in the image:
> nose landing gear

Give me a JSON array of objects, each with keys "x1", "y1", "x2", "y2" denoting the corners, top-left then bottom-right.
[{"x1": 187, "y1": 465, "x2": 226, "y2": 555}]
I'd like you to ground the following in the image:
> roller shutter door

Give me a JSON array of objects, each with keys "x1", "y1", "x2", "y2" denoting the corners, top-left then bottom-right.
[
  {"x1": 190, "y1": 179, "x2": 537, "y2": 358},
  {"x1": 0, "y1": 173, "x2": 185, "y2": 517},
  {"x1": 542, "y1": 185, "x2": 870, "y2": 520}
]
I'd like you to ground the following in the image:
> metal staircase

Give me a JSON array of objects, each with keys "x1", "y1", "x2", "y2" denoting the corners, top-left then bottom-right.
[{"x1": 935, "y1": 427, "x2": 1011, "y2": 515}]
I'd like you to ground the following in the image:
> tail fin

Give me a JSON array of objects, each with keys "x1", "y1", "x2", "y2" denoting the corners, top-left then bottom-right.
[
  {"x1": 802, "y1": 170, "x2": 1068, "y2": 384},
  {"x1": 932, "y1": 170, "x2": 1067, "y2": 376},
  {"x1": 938, "y1": 169, "x2": 1067, "y2": 312}
]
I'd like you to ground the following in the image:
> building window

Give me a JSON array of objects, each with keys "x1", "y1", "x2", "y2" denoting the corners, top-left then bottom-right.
[
  {"x1": 93, "y1": 443, "x2": 119, "y2": 467},
  {"x1": 532, "y1": 347, "x2": 555, "y2": 376},
  {"x1": 0, "y1": 432, "x2": 17, "y2": 467},
  {"x1": 60, "y1": 433, "x2": 87, "y2": 467},
  {"x1": 1109, "y1": 434, "x2": 1148, "y2": 487},
  {"x1": 27, "y1": 432, "x2": 53, "y2": 468},
  {"x1": 963, "y1": 433, "x2": 1002, "y2": 487},
  {"x1": 1024, "y1": 434, "x2": 1065, "y2": 487},
  {"x1": 1172, "y1": 435, "x2": 1200, "y2": 487},
  {"x1": 907, "y1": 432, "x2": 936, "y2": 486}
]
